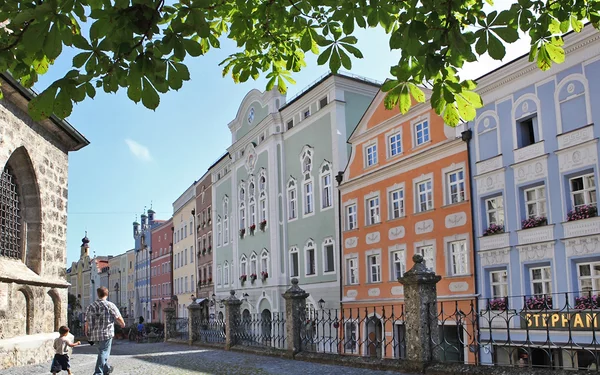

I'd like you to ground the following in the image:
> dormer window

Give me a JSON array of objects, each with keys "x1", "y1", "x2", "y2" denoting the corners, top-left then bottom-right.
[{"x1": 303, "y1": 108, "x2": 311, "y2": 119}]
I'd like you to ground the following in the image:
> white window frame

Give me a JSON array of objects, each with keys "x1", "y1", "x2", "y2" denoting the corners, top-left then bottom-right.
[
  {"x1": 305, "y1": 240, "x2": 317, "y2": 276},
  {"x1": 240, "y1": 255, "x2": 247, "y2": 277},
  {"x1": 290, "y1": 246, "x2": 299, "y2": 278},
  {"x1": 413, "y1": 118, "x2": 431, "y2": 147},
  {"x1": 387, "y1": 128, "x2": 403, "y2": 159},
  {"x1": 346, "y1": 256, "x2": 358, "y2": 285},
  {"x1": 320, "y1": 162, "x2": 333, "y2": 210},
  {"x1": 223, "y1": 198, "x2": 229, "y2": 245},
  {"x1": 224, "y1": 262, "x2": 229, "y2": 286},
  {"x1": 345, "y1": 202, "x2": 357, "y2": 231},
  {"x1": 524, "y1": 185, "x2": 547, "y2": 219},
  {"x1": 448, "y1": 240, "x2": 468, "y2": 276},
  {"x1": 485, "y1": 196, "x2": 504, "y2": 227},
  {"x1": 250, "y1": 253, "x2": 258, "y2": 276},
  {"x1": 578, "y1": 262, "x2": 600, "y2": 293},
  {"x1": 249, "y1": 197, "x2": 256, "y2": 227},
  {"x1": 415, "y1": 240, "x2": 436, "y2": 273},
  {"x1": 322, "y1": 238, "x2": 335, "y2": 274},
  {"x1": 445, "y1": 168, "x2": 466, "y2": 205},
  {"x1": 570, "y1": 173, "x2": 597, "y2": 209},
  {"x1": 387, "y1": 184, "x2": 405, "y2": 220},
  {"x1": 364, "y1": 140, "x2": 378, "y2": 168},
  {"x1": 304, "y1": 179, "x2": 314, "y2": 216},
  {"x1": 344, "y1": 321, "x2": 359, "y2": 352},
  {"x1": 389, "y1": 245, "x2": 406, "y2": 281},
  {"x1": 239, "y1": 203, "x2": 246, "y2": 230},
  {"x1": 365, "y1": 193, "x2": 380, "y2": 226},
  {"x1": 366, "y1": 251, "x2": 382, "y2": 283},
  {"x1": 259, "y1": 192, "x2": 267, "y2": 224},
  {"x1": 490, "y1": 270, "x2": 508, "y2": 299},
  {"x1": 261, "y1": 249, "x2": 269, "y2": 275},
  {"x1": 287, "y1": 178, "x2": 298, "y2": 221},
  {"x1": 530, "y1": 266, "x2": 552, "y2": 296},
  {"x1": 414, "y1": 174, "x2": 434, "y2": 213}
]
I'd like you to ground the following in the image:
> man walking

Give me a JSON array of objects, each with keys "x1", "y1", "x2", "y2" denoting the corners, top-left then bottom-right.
[{"x1": 85, "y1": 287, "x2": 125, "y2": 375}]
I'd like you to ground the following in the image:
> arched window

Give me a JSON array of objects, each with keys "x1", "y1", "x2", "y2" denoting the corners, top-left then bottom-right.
[
  {"x1": 305, "y1": 239, "x2": 316, "y2": 276},
  {"x1": 320, "y1": 161, "x2": 333, "y2": 209},
  {"x1": 322, "y1": 238, "x2": 335, "y2": 273},
  {"x1": 289, "y1": 246, "x2": 299, "y2": 277},
  {"x1": 259, "y1": 171, "x2": 267, "y2": 192},
  {"x1": 249, "y1": 177, "x2": 256, "y2": 197},
  {"x1": 217, "y1": 265, "x2": 222, "y2": 286},
  {"x1": 0, "y1": 167, "x2": 21, "y2": 258},
  {"x1": 239, "y1": 202, "x2": 246, "y2": 230},
  {"x1": 223, "y1": 197, "x2": 229, "y2": 245},
  {"x1": 249, "y1": 197, "x2": 256, "y2": 228},
  {"x1": 239, "y1": 184, "x2": 246, "y2": 203},
  {"x1": 261, "y1": 249, "x2": 269, "y2": 276},
  {"x1": 240, "y1": 255, "x2": 247, "y2": 277},
  {"x1": 216, "y1": 216, "x2": 222, "y2": 247},
  {"x1": 250, "y1": 253, "x2": 258, "y2": 276},
  {"x1": 224, "y1": 262, "x2": 229, "y2": 286},
  {"x1": 287, "y1": 178, "x2": 298, "y2": 220},
  {"x1": 259, "y1": 192, "x2": 267, "y2": 225},
  {"x1": 556, "y1": 75, "x2": 591, "y2": 133}
]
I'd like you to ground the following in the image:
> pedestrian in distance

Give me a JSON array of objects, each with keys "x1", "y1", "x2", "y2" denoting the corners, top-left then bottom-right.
[
  {"x1": 51, "y1": 325, "x2": 81, "y2": 375},
  {"x1": 85, "y1": 287, "x2": 125, "y2": 375},
  {"x1": 136, "y1": 316, "x2": 145, "y2": 343}
]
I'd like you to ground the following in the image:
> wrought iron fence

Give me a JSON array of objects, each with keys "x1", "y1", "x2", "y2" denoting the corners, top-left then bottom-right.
[
  {"x1": 299, "y1": 305, "x2": 406, "y2": 359},
  {"x1": 430, "y1": 292, "x2": 600, "y2": 370},
  {"x1": 192, "y1": 316, "x2": 226, "y2": 344},
  {"x1": 169, "y1": 317, "x2": 189, "y2": 341},
  {"x1": 233, "y1": 311, "x2": 286, "y2": 349}
]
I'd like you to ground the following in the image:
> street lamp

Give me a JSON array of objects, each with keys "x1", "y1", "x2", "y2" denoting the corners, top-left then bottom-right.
[
  {"x1": 318, "y1": 298, "x2": 326, "y2": 310},
  {"x1": 114, "y1": 282, "x2": 120, "y2": 308}
]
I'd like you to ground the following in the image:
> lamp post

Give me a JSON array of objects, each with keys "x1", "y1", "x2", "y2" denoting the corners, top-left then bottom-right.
[
  {"x1": 114, "y1": 282, "x2": 120, "y2": 309},
  {"x1": 318, "y1": 298, "x2": 325, "y2": 310}
]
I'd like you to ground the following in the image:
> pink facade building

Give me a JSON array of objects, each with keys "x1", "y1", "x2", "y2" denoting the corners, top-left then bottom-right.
[{"x1": 150, "y1": 217, "x2": 173, "y2": 322}]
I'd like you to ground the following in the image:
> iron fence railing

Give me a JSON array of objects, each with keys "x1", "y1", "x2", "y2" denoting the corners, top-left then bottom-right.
[
  {"x1": 299, "y1": 305, "x2": 406, "y2": 358},
  {"x1": 233, "y1": 311, "x2": 286, "y2": 349},
  {"x1": 168, "y1": 317, "x2": 188, "y2": 341},
  {"x1": 192, "y1": 317, "x2": 226, "y2": 344}
]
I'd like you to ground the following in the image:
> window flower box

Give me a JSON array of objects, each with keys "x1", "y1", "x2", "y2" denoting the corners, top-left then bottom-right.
[
  {"x1": 239, "y1": 274, "x2": 247, "y2": 283},
  {"x1": 487, "y1": 298, "x2": 508, "y2": 311},
  {"x1": 483, "y1": 224, "x2": 504, "y2": 236},
  {"x1": 250, "y1": 224, "x2": 256, "y2": 235},
  {"x1": 260, "y1": 220, "x2": 267, "y2": 232},
  {"x1": 208, "y1": 277, "x2": 212, "y2": 283},
  {"x1": 567, "y1": 205, "x2": 598, "y2": 222},
  {"x1": 521, "y1": 216, "x2": 547, "y2": 230},
  {"x1": 250, "y1": 273, "x2": 257, "y2": 282},
  {"x1": 575, "y1": 295, "x2": 600, "y2": 310},
  {"x1": 202, "y1": 248, "x2": 207, "y2": 255},
  {"x1": 261, "y1": 271, "x2": 268, "y2": 281},
  {"x1": 525, "y1": 295, "x2": 553, "y2": 310},
  {"x1": 239, "y1": 228, "x2": 246, "y2": 238}
]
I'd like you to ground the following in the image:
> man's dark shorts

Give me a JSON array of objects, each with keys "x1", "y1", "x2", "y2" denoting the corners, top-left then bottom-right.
[{"x1": 50, "y1": 354, "x2": 70, "y2": 373}]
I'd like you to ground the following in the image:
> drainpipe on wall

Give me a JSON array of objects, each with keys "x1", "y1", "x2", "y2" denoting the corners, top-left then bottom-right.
[
  {"x1": 461, "y1": 128, "x2": 480, "y2": 365},
  {"x1": 335, "y1": 172, "x2": 344, "y2": 306}
]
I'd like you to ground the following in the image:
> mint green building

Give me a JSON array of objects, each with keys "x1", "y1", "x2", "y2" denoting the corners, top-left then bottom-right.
[{"x1": 212, "y1": 73, "x2": 379, "y2": 323}]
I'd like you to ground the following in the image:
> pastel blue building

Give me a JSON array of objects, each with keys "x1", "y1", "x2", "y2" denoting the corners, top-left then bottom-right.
[
  {"x1": 133, "y1": 208, "x2": 160, "y2": 321},
  {"x1": 467, "y1": 25, "x2": 600, "y2": 368}
]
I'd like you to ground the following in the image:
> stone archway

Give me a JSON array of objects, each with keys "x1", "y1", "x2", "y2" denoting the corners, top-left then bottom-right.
[
  {"x1": 15, "y1": 286, "x2": 34, "y2": 335},
  {"x1": 47, "y1": 289, "x2": 61, "y2": 332},
  {"x1": 3, "y1": 146, "x2": 42, "y2": 275}
]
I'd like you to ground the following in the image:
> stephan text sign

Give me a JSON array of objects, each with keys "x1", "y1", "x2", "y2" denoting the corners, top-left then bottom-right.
[{"x1": 520, "y1": 311, "x2": 600, "y2": 330}]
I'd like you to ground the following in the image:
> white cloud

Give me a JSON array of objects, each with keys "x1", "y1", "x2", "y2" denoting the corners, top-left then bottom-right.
[{"x1": 125, "y1": 139, "x2": 152, "y2": 162}]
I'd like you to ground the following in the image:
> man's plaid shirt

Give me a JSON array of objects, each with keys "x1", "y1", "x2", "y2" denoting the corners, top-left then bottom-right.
[{"x1": 85, "y1": 299, "x2": 121, "y2": 342}]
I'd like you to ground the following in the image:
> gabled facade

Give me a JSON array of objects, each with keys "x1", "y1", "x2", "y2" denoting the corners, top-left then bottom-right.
[
  {"x1": 467, "y1": 24, "x2": 600, "y2": 367},
  {"x1": 213, "y1": 73, "x2": 379, "y2": 321},
  {"x1": 340, "y1": 88, "x2": 475, "y2": 359}
]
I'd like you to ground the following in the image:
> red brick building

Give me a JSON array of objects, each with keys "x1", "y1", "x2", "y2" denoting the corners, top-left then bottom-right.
[{"x1": 150, "y1": 216, "x2": 173, "y2": 322}]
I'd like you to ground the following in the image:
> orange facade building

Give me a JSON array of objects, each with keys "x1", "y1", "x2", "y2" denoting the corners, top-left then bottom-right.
[{"x1": 338, "y1": 89, "x2": 476, "y2": 360}]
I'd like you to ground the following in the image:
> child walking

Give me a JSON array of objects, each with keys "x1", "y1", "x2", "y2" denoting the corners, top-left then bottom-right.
[{"x1": 51, "y1": 326, "x2": 81, "y2": 374}]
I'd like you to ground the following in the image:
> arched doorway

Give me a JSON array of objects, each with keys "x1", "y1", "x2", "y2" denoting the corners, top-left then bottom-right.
[
  {"x1": 261, "y1": 309, "x2": 272, "y2": 346},
  {"x1": 365, "y1": 316, "x2": 383, "y2": 358},
  {"x1": 47, "y1": 289, "x2": 61, "y2": 332}
]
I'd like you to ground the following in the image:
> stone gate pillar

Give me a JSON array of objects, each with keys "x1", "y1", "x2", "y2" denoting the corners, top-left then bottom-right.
[
  {"x1": 188, "y1": 303, "x2": 202, "y2": 345},
  {"x1": 398, "y1": 254, "x2": 442, "y2": 370},
  {"x1": 163, "y1": 306, "x2": 176, "y2": 342},
  {"x1": 223, "y1": 290, "x2": 242, "y2": 350},
  {"x1": 282, "y1": 278, "x2": 309, "y2": 357}
]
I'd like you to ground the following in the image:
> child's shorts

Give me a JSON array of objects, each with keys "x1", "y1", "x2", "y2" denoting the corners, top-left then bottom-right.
[{"x1": 50, "y1": 354, "x2": 70, "y2": 373}]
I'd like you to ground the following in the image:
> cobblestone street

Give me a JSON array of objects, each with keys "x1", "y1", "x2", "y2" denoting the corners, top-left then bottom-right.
[{"x1": 1, "y1": 341, "x2": 402, "y2": 375}]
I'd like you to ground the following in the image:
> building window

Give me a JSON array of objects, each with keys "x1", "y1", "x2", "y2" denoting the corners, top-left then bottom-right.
[
  {"x1": 416, "y1": 180, "x2": 433, "y2": 212},
  {"x1": 417, "y1": 245, "x2": 435, "y2": 272},
  {"x1": 516, "y1": 115, "x2": 537, "y2": 148},
  {"x1": 524, "y1": 186, "x2": 547, "y2": 218},
  {"x1": 346, "y1": 204, "x2": 357, "y2": 230},
  {"x1": 249, "y1": 199, "x2": 256, "y2": 227},
  {"x1": 323, "y1": 239, "x2": 335, "y2": 273},
  {"x1": 305, "y1": 241, "x2": 316, "y2": 275},
  {"x1": 184, "y1": 249, "x2": 188, "y2": 265},
  {"x1": 389, "y1": 188, "x2": 404, "y2": 219},
  {"x1": 531, "y1": 266, "x2": 552, "y2": 296},
  {"x1": 288, "y1": 180, "x2": 297, "y2": 220},
  {"x1": 304, "y1": 181, "x2": 314, "y2": 214},
  {"x1": 449, "y1": 241, "x2": 468, "y2": 276},
  {"x1": 344, "y1": 322, "x2": 358, "y2": 351},
  {"x1": 250, "y1": 253, "x2": 257, "y2": 275},
  {"x1": 224, "y1": 262, "x2": 229, "y2": 286},
  {"x1": 216, "y1": 217, "x2": 222, "y2": 247},
  {"x1": 366, "y1": 143, "x2": 377, "y2": 167},
  {"x1": 578, "y1": 262, "x2": 600, "y2": 293},
  {"x1": 287, "y1": 119, "x2": 294, "y2": 130},
  {"x1": 366, "y1": 196, "x2": 380, "y2": 225},
  {"x1": 249, "y1": 180, "x2": 255, "y2": 197},
  {"x1": 239, "y1": 204, "x2": 246, "y2": 230},
  {"x1": 240, "y1": 256, "x2": 247, "y2": 277},
  {"x1": 259, "y1": 173, "x2": 266, "y2": 192},
  {"x1": 490, "y1": 270, "x2": 508, "y2": 299},
  {"x1": 570, "y1": 174, "x2": 597, "y2": 209},
  {"x1": 321, "y1": 169, "x2": 332, "y2": 209},
  {"x1": 485, "y1": 196, "x2": 504, "y2": 226},
  {"x1": 217, "y1": 266, "x2": 222, "y2": 286},
  {"x1": 223, "y1": 199, "x2": 229, "y2": 245},
  {"x1": 346, "y1": 257, "x2": 358, "y2": 285},
  {"x1": 447, "y1": 170, "x2": 465, "y2": 204},
  {"x1": 259, "y1": 194, "x2": 267, "y2": 223},
  {"x1": 368, "y1": 254, "x2": 381, "y2": 283},
  {"x1": 414, "y1": 120, "x2": 430, "y2": 146},
  {"x1": 261, "y1": 250, "x2": 269, "y2": 275},
  {"x1": 303, "y1": 108, "x2": 311, "y2": 119},
  {"x1": 290, "y1": 247, "x2": 299, "y2": 277},
  {"x1": 391, "y1": 250, "x2": 405, "y2": 280},
  {"x1": 389, "y1": 132, "x2": 402, "y2": 157},
  {"x1": 319, "y1": 97, "x2": 328, "y2": 109}
]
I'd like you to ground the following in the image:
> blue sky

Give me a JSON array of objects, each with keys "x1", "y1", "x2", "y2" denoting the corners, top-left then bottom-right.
[{"x1": 31, "y1": 1, "x2": 530, "y2": 264}]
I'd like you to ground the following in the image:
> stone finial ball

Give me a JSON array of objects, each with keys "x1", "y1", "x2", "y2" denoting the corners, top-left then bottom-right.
[
  {"x1": 230, "y1": 290, "x2": 235, "y2": 296},
  {"x1": 412, "y1": 254, "x2": 424, "y2": 263},
  {"x1": 291, "y1": 278, "x2": 299, "y2": 286}
]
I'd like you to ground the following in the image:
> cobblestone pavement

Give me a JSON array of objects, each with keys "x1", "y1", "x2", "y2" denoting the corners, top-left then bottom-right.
[{"x1": 2, "y1": 341, "x2": 403, "y2": 375}]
